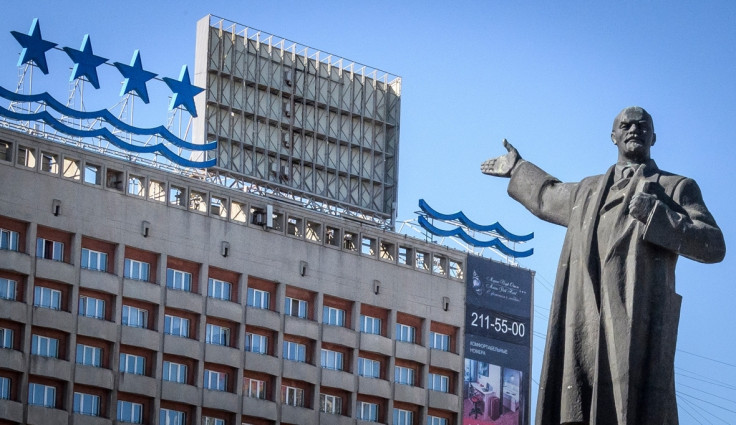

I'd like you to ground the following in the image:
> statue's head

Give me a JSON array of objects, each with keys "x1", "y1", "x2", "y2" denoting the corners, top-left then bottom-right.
[{"x1": 611, "y1": 106, "x2": 656, "y2": 163}]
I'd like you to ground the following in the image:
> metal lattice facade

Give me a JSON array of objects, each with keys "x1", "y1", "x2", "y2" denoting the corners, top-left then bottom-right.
[{"x1": 193, "y1": 16, "x2": 401, "y2": 226}]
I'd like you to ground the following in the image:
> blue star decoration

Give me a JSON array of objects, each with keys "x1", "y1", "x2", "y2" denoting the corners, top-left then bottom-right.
[
  {"x1": 11, "y1": 18, "x2": 57, "y2": 75},
  {"x1": 113, "y1": 50, "x2": 157, "y2": 104},
  {"x1": 163, "y1": 65, "x2": 204, "y2": 117},
  {"x1": 62, "y1": 34, "x2": 107, "y2": 89}
]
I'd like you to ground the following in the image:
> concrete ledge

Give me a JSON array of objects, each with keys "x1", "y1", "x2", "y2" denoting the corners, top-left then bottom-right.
[
  {"x1": 394, "y1": 383, "x2": 426, "y2": 405},
  {"x1": 395, "y1": 341, "x2": 428, "y2": 364},
  {"x1": 74, "y1": 365, "x2": 114, "y2": 389},
  {"x1": 0, "y1": 399, "x2": 23, "y2": 423},
  {"x1": 202, "y1": 389, "x2": 239, "y2": 412},
  {"x1": 123, "y1": 278, "x2": 161, "y2": 304},
  {"x1": 72, "y1": 413, "x2": 110, "y2": 425},
  {"x1": 29, "y1": 356, "x2": 70, "y2": 381},
  {"x1": 244, "y1": 352, "x2": 280, "y2": 373},
  {"x1": 429, "y1": 348, "x2": 462, "y2": 371},
  {"x1": 0, "y1": 250, "x2": 31, "y2": 275},
  {"x1": 0, "y1": 349, "x2": 25, "y2": 372},
  {"x1": 80, "y1": 268, "x2": 120, "y2": 295},
  {"x1": 163, "y1": 334, "x2": 202, "y2": 359},
  {"x1": 321, "y1": 368, "x2": 356, "y2": 392},
  {"x1": 32, "y1": 306, "x2": 74, "y2": 333},
  {"x1": 244, "y1": 307, "x2": 281, "y2": 331},
  {"x1": 161, "y1": 381, "x2": 199, "y2": 405},
  {"x1": 359, "y1": 332, "x2": 392, "y2": 356},
  {"x1": 121, "y1": 326, "x2": 160, "y2": 351},
  {"x1": 281, "y1": 405, "x2": 318, "y2": 424},
  {"x1": 242, "y1": 397, "x2": 278, "y2": 421},
  {"x1": 27, "y1": 404, "x2": 69, "y2": 424},
  {"x1": 322, "y1": 325, "x2": 358, "y2": 348},
  {"x1": 282, "y1": 359, "x2": 318, "y2": 383},
  {"x1": 357, "y1": 376, "x2": 391, "y2": 399},
  {"x1": 0, "y1": 298, "x2": 26, "y2": 322},
  {"x1": 205, "y1": 297, "x2": 243, "y2": 323},
  {"x1": 77, "y1": 316, "x2": 118, "y2": 341},
  {"x1": 204, "y1": 344, "x2": 242, "y2": 369},
  {"x1": 165, "y1": 288, "x2": 203, "y2": 314},
  {"x1": 319, "y1": 412, "x2": 355, "y2": 425},
  {"x1": 118, "y1": 373, "x2": 158, "y2": 397},
  {"x1": 428, "y1": 390, "x2": 460, "y2": 411},
  {"x1": 284, "y1": 315, "x2": 319, "y2": 340},
  {"x1": 35, "y1": 258, "x2": 76, "y2": 284}
]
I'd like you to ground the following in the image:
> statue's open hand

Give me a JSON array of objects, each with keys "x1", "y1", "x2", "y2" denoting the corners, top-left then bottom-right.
[
  {"x1": 481, "y1": 139, "x2": 521, "y2": 178},
  {"x1": 629, "y1": 192, "x2": 657, "y2": 222}
]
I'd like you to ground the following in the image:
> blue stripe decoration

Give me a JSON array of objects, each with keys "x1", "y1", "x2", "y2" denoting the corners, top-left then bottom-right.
[
  {"x1": 0, "y1": 104, "x2": 215, "y2": 168},
  {"x1": 418, "y1": 215, "x2": 533, "y2": 258},
  {"x1": 418, "y1": 199, "x2": 533, "y2": 242}
]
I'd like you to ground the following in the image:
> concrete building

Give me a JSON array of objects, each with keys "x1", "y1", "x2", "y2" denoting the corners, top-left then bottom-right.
[{"x1": 0, "y1": 126, "x2": 467, "y2": 424}]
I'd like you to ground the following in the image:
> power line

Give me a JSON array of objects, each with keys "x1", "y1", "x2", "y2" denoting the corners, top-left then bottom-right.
[
  {"x1": 676, "y1": 391, "x2": 736, "y2": 415},
  {"x1": 678, "y1": 349, "x2": 736, "y2": 368}
]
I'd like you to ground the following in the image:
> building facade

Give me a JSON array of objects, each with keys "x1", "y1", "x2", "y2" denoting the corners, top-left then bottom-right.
[{"x1": 0, "y1": 127, "x2": 467, "y2": 425}]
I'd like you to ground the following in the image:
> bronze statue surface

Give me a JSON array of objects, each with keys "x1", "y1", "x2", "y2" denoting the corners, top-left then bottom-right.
[{"x1": 481, "y1": 107, "x2": 726, "y2": 425}]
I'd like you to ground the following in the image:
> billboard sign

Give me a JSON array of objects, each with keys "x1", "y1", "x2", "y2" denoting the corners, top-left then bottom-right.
[{"x1": 463, "y1": 254, "x2": 533, "y2": 425}]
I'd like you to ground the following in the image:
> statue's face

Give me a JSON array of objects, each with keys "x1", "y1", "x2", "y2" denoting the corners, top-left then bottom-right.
[{"x1": 611, "y1": 108, "x2": 656, "y2": 163}]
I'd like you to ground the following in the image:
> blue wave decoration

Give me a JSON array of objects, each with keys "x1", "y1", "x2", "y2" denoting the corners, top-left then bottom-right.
[
  {"x1": 418, "y1": 215, "x2": 533, "y2": 258},
  {"x1": 0, "y1": 85, "x2": 216, "y2": 152},
  {"x1": 418, "y1": 199, "x2": 533, "y2": 242},
  {"x1": 0, "y1": 104, "x2": 215, "y2": 168}
]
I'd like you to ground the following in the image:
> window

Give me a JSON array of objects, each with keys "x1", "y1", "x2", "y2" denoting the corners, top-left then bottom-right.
[
  {"x1": 245, "y1": 332, "x2": 268, "y2": 354},
  {"x1": 394, "y1": 408, "x2": 413, "y2": 425},
  {"x1": 166, "y1": 268, "x2": 191, "y2": 291},
  {"x1": 285, "y1": 297, "x2": 307, "y2": 318},
  {"x1": 164, "y1": 314, "x2": 190, "y2": 338},
  {"x1": 246, "y1": 288, "x2": 269, "y2": 309},
  {"x1": 122, "y1": 305, "x2": 148, "y2": 328},
  {"x1": 41, "y1": 152, "x2": 59, "y2": 173},
  {"x1": 81, "y1": 248, "x2": 107, "y2": 272},
  {"x1": 34, "y1": 286, "x2": 61, "y2": 310},
  {"x1": 74, "y1": 392, "x2": 100, "y2": 416},
  {"x1": 76, "y1": 344, "x2": 102, "y2": 367},
  {"x1": 31, "y1": 334, "x2": 58, "y2": 358},
  {"x1": 79, "y1": 296, "x2": 105, "y2": 319},
  {"x1": 0, "y1": 277, "x2": 16, "y2": 301},
  {"x1": 243, "y1": 377, "x2": 266, "y2": 399},
  {"x1": 281, "y1": 385, "x2": 304, "y2": 407},
  {"x1": 163, "y1": 361, "x2": 187, "y2": 384},
  {"x1": 428, "y1": 373, "x2": 449, "y2": 393},
  {"x1": 128, "y1": 175, "x2": 145, "y2": 197},
  {"x1": 427, "y1": 416, "x2": 448, "y2": 425},
  {"x1": 320, "y1": 393, "x2": 342, "y2": 415},
  {"x1": 204, "y1": 417, "x2": 225, "y2": 425},
  {"x1": 358, "y1": 401, "x2": 379, "y2": 422},
  {"x1": 0, "y1": 327, "x2": 12, "y2": 349},
  {"x1": 36, "y1": 238, "x2": 64, "y2": 261},
  {"x1": 84, "y1": 164, "x2": 100, "y2": 185},
  {"x1": 124, "y1": 259, "x2": 150, "y2": 281},
  {"x1": 429, "y1": 331, "x2": 450, "y2": 351},
  {"x1": 283, "y1": 341, "x2": 306, "y2": 362},
  {"x1": 360, "y1": 315, "x2": 381, "y2": 335},
  {"x1": 28, "y1": 383, "x2": 55, "y2": 407},
  {"x1": 322, "y1": 306, "x2": 345, "y2": 327},
  {"x1": 160, "y1": 409, "x2": 186, "y2": 425},
  {"x1": 396, "y1": 324, "x2": 416, "y2": 343},
  {"x1": 0, "y1": 376, "x2": 9, "y2": 400},
  {"x1": 120, "y1": 353, "x2": 145, "y2": 375},
  {"x1": 18, "y1": 145, "x2": 36, "y2": 168},
  {"x1": 117, "y1": 400, "x2": 143, "y2": 423},
  {"x1": 204, "y1": 369, "x2": 227, "y2": 391},
  {"x1": 395, "y1": 366, "x2": 415, "y2": 386},
  {"x1": 205, "y1": 324, "x2": 230, "y2": 346},
  {"x1": 0, "y1": 229, "x2": 19, "y2": 251},
  {"x1": 358, "y1": 357, "x2": 380, "y2": 378},
  {"x1": 320, "y1": 349, "x2": 343, "y2": 371},
  {"x1": 207, "y1": 278, "x2": 232, "y2": 301}
]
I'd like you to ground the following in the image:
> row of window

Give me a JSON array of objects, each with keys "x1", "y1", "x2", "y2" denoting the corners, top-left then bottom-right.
[{"x1": 1, "y1": 375, "x2": 449, "y2": 425}]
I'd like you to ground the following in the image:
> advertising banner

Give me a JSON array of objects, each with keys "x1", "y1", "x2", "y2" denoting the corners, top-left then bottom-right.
[{"x1": 462, "y1": 254, "x2": 533, "y2": 425}]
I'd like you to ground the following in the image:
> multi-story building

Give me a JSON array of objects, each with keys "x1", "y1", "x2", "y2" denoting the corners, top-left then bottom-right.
[{"x1": 0, "y1": 127, "x2": 465, "y2": 424}]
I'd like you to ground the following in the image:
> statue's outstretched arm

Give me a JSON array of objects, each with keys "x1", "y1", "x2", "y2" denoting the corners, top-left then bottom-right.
[{"x1": 480, "y1": 139, "x2": 522, "y2": 178}]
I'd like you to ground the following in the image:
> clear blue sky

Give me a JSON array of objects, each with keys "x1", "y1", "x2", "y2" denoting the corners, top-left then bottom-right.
[{"x1": 4, "y1": 1, "x2": 735, "y2": 423}]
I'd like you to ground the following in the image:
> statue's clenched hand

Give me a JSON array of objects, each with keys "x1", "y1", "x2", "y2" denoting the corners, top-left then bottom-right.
[{"x1": 481, "y1": 139, "x2": 521, "y2": 178}]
